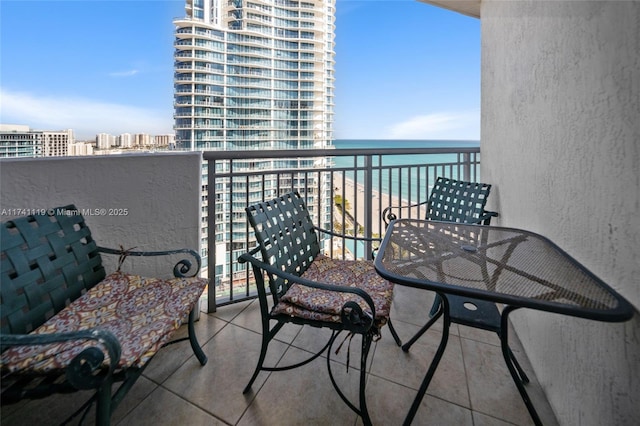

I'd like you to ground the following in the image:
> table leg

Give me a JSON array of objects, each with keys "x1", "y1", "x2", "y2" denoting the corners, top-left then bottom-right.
[
  {"x1": 403, "y1": 292, "x2": 450, "y2": 426},
  {"x1": 500, "y1": 306, "x2": 543, "y2": 426},
  {"x1": 402, "y1": 305, "x2": 444, "y2": 352}
]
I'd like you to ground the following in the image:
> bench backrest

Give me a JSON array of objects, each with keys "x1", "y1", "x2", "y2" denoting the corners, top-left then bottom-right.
[
  {"x1": 427, "y1": 177, "x2": 492, "y2": 223},
  {"x1": 1, "y1": 207, "x2": 106, "y2": 334},
  {"x1": 245, "y1": 192, "x2": 320, "y2": 299}
]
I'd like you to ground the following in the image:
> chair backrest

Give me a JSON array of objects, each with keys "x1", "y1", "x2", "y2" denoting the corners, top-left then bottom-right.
[
  {"x1": 245, "y1": 192, "x2": 320, "y2": 296},
  {"x1": 427, "y1": 177, "x2": 492, "y2": 223},
  {"x1": 1, "y1": 206, "x2": 106, "y2": 334}
]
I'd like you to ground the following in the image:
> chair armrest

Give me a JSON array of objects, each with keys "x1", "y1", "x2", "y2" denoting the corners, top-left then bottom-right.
[
  {"x1": 1, "y1": 328, "x2": 122, "y2": 390},
  {"x1": 97, "y1": 246, "x2": 201, "y2": 278},
  {"x1": 476, "y1": 210, "x2": 499, "y2": 225},
  {"x1": 382, "y1": 200, "x2": 430, "y2": 226},
  {"x1": 239, "y1": 250, "x2": 376, "y2": 333}
]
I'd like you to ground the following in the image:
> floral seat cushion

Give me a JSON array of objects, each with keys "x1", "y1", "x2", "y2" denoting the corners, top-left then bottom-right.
[
  {"x1": 1, "y1": 271, "x2": 207, "y2": 374},
  {"x1": 271, "y1": 255, "x2": 394, "y2": 326}
]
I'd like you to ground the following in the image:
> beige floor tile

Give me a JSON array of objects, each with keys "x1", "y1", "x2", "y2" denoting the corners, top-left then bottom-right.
[
  {"x1": 390, "y1": 285, "x2": 461, "y2": 338},
  {"x1": 460, "y1": 337, "x2": 536, "y2": 425},
  {"x1": 211, "y1": 299, "x2": 255, "y2": 322},
  {"x1": 365, "y1": 375, "x2": 474, "y2": 425},
  {"x1": 143, "y1": 313, "x2": 226, "y2": 384},
  {"x1": 229, "y1": 298, "x2": 304, "y2": 345},
  {"x1": 117, "y1": 386, "x2": 223, "y2": 426},
  {"x1": 472, "y1": 411, "x2": 520, "y2": 426},
  {"x1": 162, "y1": 322, "x2": 288, "y2": 425},
  {"x1": 238, "y1": 345, "x2": 360, "y2": 426},
  {"x1": 1, "y1": 390, "x2": 96, "y2": 426},
  {"x1": 370, "y1": 321, "x2": 471, "y2": 408}
]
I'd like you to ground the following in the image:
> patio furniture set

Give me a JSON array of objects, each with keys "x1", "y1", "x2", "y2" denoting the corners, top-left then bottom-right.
[{"x1": 1, "y1": 178, "x2": 634, "y2": 425}]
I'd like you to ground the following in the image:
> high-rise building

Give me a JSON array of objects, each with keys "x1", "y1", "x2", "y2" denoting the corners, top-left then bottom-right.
[
  {"x1": 96, "y1": 133, "x2": 116, "y2": 150},
  {"x1": 0, "y1": 124, "x2": 73, "y2": 158},
  {"x1": 173, "y1": 0, "x2": 335, "y2": 283},
  {"x1": 68, "y1": 141, "x2": 95, "y2": 156},
  {"x1": 117, "y1": 133, "x2": 134, "y2": 148}
]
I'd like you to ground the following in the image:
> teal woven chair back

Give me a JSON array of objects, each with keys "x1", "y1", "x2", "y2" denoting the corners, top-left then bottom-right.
[
  {"x1": 1, "y1": 207, "x2": 106, "y2": 334},
  {"x1": 427, "y1": 177, "x2": 492, "y2": 223},
  {"x1": 245, "y1": 192, "x2": 320, "y2": 299}
]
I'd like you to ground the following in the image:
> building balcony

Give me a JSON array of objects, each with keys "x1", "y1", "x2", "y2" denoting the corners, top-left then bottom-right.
[{"x1": 2, "y1": 148, "x2": 628, "y2": 425}]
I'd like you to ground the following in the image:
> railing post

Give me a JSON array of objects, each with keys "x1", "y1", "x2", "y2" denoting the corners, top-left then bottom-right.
[
  {"x1": 462, "y1": 152, "x2": 471, "y2": 181},
  {"x1": 207, "y1": 158, "x2": 217, "y2": 313},
  {"x1": 364, "y1": 155, "x2": 373, "y2": 260}
]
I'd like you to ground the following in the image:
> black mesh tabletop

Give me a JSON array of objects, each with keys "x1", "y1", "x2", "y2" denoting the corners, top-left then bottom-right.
[{"x1": 375, "y1": 219, "x2": 634, "y2": 322}]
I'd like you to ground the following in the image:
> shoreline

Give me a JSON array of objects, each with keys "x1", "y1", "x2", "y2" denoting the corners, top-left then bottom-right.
[{"x1": 333, "y1": 178, "x2": 402, "y2": 236}]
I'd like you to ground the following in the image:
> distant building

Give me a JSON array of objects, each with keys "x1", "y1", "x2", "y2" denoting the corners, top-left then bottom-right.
[
  {"x1": 134, "y1": 133, "x2": 152, "y2": 147},
  {"x1": 0, "y1": 124, "x2": 73, "y2": 158},
  {"x1": 96, "y1": 133, "x2": 115, "y2": 149},
  {"x1": 68, "y1": 141, "x2": 95, "y2": 156},
  {"x1": 117, "y1": 133, "x2": 134, "y2": 148},
  {"x1": 154, "y1": 134, "x2": 175, "y2": 148}
]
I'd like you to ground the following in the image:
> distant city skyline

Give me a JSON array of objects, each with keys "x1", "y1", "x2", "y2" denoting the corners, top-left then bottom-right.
[{"x1": 0, "y1": 0, "x2": 480, "y2": 141}]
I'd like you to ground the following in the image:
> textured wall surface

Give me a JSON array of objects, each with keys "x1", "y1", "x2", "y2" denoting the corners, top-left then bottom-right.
[
  {"x1": 0, "y1": 152, "x2": 202, "y2": 278},
  {"x1": 481, "y1": 1, "x2": 639, "y2": 425}
]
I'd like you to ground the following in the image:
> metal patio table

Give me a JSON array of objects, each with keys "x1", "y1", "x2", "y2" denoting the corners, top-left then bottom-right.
[{"x1": 374, "y1": 218, "x2": 634, "y2": 426}]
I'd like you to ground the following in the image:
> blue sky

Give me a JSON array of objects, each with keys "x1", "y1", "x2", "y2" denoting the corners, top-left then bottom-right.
[{"x1": 0, "y1": 0, "x2": 480, "y2": 141}]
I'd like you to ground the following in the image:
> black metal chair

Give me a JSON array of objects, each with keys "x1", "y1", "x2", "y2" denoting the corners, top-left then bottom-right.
[
  {"x1": 239, "y1": 191, "x2": 400, "y2": 426},
  {"x1": 383, "y1": 177, "x2": 529, "y2": 383}
]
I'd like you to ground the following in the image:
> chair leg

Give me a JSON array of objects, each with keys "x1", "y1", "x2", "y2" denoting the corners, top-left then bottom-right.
[
  {"x1": 188, "y1": 309, "x2": 208, "y2": 366},
  {"x1": 387, "y1": 319, "x2": 402, "y2": 347},
  {"x1": 326, "y1": 331, "x2": 374, "y2": 426},
  {"x1": 358, "y1": 332, "x2": 374, "y2": 426},
  {"x1": 243, "y1": 326, "x2": 271, "y2": 394}
]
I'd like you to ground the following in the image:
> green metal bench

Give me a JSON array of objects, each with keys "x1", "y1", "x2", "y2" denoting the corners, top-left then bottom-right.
[{"x1": 1, "y1": 206, "x2": 208, "y2": 425}]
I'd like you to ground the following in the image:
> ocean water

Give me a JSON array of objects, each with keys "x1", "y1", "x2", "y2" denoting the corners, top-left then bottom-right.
[
  {"x1": 331, "y1": 139, "x2": 480, "y2": 201},
  {"x1": 332, "y1": 139, "x2": 479, "y2": 150}
]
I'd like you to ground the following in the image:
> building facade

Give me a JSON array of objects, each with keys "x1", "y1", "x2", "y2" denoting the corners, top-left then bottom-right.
[
  {"x1": 173, "y1": 0, "x2": 336, "y2": 283},
  {"x1": 0, "y1": 124, "x2": 73, "y2": 158}
]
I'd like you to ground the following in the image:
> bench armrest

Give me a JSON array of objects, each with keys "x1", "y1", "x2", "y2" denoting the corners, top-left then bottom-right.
[
  {"x1": 239, "y1": 250, "x2": 376, "y2": 334},
  {"x1": 1, "y1": 328, "x2": 122, "y2": 390},
  {"x1": 97, "y1": 246, "x2": 201, "y2": 278}
]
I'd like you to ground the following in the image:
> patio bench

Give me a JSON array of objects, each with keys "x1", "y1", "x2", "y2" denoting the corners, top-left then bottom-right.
[{"x1": 0, "y1": 206, "x2": 208, "y2": 425}]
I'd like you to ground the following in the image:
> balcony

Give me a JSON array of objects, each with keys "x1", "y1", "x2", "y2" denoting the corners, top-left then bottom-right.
[
  {"x1": 1, "y1": 150, "x2": 563, "y2": 425},
  {"x1": 1, "y1": 297, "x2": 558, "y2": 425}
]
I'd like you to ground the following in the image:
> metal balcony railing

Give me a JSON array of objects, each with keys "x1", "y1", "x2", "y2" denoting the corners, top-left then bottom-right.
[{"x1": 203, "y1": 146, "x2": 481, "y2": 312}]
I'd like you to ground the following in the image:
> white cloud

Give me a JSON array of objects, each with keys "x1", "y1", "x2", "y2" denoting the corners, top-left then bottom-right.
[
  {"x1": 386, "y1": 111, "x2": 480, "y2": 140},
  {"x1": 109, "y1": 69, "x2": 140, "y2": 77},
  {"x1": 0, "y1": 88, "x2": 172, "y2": 140}
]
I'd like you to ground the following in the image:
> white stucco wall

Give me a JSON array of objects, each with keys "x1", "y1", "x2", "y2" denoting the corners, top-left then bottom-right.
[
  {"x1": 0, "y1": 152, "x2": 203, "y2": 279},
  {"x1": 481, "y1": 1, "x2": 639, "y2": 425}
]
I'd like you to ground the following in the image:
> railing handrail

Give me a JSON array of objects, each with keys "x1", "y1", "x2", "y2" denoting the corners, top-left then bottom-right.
[{"x1": 202, "y1": 146, "x2": 479, "y2": 160}]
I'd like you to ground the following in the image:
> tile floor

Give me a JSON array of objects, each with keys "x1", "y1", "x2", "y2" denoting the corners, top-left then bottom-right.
[{"x1": 1, "y1": 286, "x2": 560, "y2": 426}]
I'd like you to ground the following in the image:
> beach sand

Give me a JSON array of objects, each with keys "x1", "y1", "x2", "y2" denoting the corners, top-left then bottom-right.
[{"x1": 333, "y1": 178, "x2": 401, "y2": 236}]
